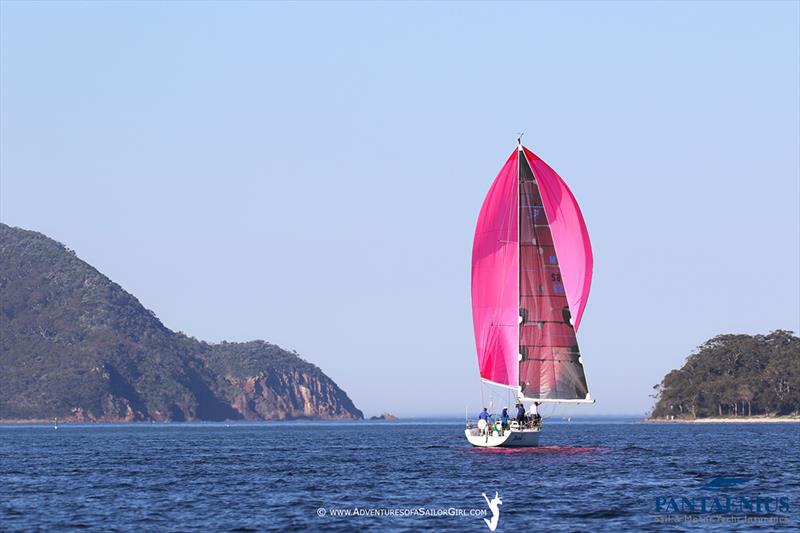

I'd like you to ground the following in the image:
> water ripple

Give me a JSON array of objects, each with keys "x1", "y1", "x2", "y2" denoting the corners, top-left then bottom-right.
[{"x1": 1, "y1": 422, "x2": 797, "y2": 531}]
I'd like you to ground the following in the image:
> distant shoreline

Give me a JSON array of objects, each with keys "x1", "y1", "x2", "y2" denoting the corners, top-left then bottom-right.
[
  {"x1": 0, "y1": 417, "x2": 364, "y2": 425},
  {"x1": 644, "y1": 416, "x2": 800, "y2": 423}
]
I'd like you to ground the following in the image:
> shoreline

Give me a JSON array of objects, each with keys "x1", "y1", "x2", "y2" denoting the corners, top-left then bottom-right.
[
  {"x1": 0, "y1": 416, "x2": 366, "y2": 425},
  {"x1": 644, "y1": 416, "x2": 800, "y2": 423}
]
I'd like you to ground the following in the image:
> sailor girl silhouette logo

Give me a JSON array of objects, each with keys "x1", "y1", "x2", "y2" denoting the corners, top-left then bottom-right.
[{"x1": 482, "y1": 492, "x2": 502, "y2": 531}]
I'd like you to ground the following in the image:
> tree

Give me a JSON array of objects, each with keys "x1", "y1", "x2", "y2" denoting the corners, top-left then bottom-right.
[{"x1": 651, "y1": 331, "x2": 800, "y2": 419}]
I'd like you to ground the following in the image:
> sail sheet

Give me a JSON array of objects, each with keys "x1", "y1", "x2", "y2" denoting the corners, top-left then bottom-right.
[
  {"x1": 518, "y1": 151, "x2": 589, "y2": 400},
  {"x1": 471, "y1": 152, "x2": 519, "y2": 387},
  {"x1": 472, "y1": 145, "x2": 593, "y2": 399}
]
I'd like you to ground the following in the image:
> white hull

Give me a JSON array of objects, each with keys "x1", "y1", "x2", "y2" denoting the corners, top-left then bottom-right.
[{"x1": 464, "y1": 427, "x2": 541, "y2": 447}]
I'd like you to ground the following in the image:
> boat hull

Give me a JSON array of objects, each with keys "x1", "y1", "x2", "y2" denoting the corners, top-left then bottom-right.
[{"x1": 464, "y1": 428, "x2": 541, "y2": 448}]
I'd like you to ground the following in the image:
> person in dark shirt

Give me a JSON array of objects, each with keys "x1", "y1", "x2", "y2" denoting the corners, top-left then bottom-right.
[
  {"x1": 515, "y1": 402, "x2": 526, "y2": 426},
  {"x1": 500, "y1": 408, "x2": 509, "y2": 430}
]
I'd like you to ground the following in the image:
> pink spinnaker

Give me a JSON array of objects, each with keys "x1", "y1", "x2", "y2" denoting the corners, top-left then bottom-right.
[
  {"x1": 471, "y1": 147, "x2": 593, "y2": 389},
  {"x1": 471, "y1": 152, "x2": 519, "y2": 387}
]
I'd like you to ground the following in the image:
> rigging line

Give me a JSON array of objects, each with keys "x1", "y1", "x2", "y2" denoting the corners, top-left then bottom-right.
[{"x1": 519, "y1": 156, "x2": 526, "y2": 395}]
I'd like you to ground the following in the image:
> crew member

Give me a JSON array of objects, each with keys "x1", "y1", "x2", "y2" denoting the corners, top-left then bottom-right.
[
  {"x1": 478, "y1": 408, "x2": 491, "y2": 435},
  {"x1": 532, "y1": 402, "x2": 542, "y2": 426},
  {"x1": 515, "y1": 402, "x2": 526, "y2": 426}
]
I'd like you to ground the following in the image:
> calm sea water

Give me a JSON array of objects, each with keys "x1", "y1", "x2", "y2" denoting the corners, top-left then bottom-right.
[{"x1": 1, "y1": 419, "x2": 798, "y2": 531}]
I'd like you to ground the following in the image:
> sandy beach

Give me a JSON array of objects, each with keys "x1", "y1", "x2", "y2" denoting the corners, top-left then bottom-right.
[{"x1": 644, "y1": 416, "x2": 800, "y2": 423}]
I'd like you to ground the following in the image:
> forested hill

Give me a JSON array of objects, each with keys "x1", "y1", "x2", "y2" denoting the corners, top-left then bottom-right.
[
  {"x1": 650, "y1": 331, "x2": 800, "y2": 419},
  {"x1": 0, "y1": 223, "x2": 363, "y2": 422}
]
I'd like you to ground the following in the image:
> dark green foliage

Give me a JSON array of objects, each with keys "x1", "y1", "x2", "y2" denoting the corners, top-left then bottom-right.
[
  {"x1": 0, "y1": 223, "x2": 362, "y2": 421},
  {"x1": 651, "y1": 331, "x2": 800, "y2": 418},
  {"x1": 205, "y1": 340, "x2": 324, "y2": 379}
]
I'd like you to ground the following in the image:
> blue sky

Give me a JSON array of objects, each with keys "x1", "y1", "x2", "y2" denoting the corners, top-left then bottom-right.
[{"x1": 1, "y1": 1, "x2": 798, "y2": 416}]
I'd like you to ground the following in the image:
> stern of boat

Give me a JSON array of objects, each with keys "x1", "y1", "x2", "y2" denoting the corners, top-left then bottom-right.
[{"x1": 464, "y1": 426, "x2": 541, "y2": 448}]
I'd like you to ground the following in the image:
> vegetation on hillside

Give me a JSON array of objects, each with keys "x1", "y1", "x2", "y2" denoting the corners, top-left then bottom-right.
[
  {"x1": 650, "y1": 331, "x2": 800, "y2": 419},
  {"x1": 0, "y1": 223, "x2": 363, "y2": 421}
]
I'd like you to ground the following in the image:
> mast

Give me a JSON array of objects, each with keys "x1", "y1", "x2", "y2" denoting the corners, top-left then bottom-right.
[{"x1": 516, "y1": 138, "x2": 524, "y2": 404}]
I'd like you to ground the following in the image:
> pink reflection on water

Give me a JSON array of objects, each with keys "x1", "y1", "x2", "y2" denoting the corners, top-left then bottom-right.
[{"x1": 468, "y1": 446, "x2": 610, "y2": 455}]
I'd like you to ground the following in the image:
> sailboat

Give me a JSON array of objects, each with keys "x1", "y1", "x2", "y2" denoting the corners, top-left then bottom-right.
[{"x1": 465, "y1": 139, "x2": 594, "y2": 447}]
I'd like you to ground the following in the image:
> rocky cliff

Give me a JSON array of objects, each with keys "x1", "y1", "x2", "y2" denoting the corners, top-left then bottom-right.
[{"x1": 0, "y1": 223, "x2": 363, "y2": 422}]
